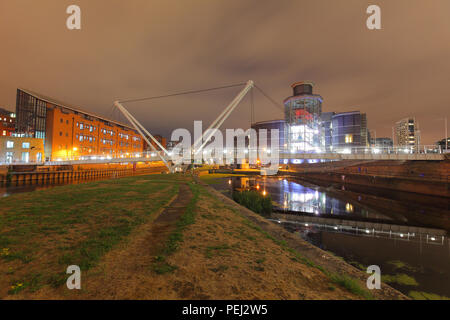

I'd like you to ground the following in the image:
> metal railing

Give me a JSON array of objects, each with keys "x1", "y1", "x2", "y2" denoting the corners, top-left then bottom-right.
[{"x1": 0, "y1": 145, "x2": 446, "y2": 166}]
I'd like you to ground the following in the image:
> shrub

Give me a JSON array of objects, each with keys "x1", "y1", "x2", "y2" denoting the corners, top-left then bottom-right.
[{"x1": 232, "y1": 190, "x2": 272, "y2": 217}]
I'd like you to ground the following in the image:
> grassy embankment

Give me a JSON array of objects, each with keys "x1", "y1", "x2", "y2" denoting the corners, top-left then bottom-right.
[
  {"x1": 0, "y1": 173, "x2": 378, "y2": 299},
  {"x1": 0, "y1": 175, "x2": 185, "y2": 297}
]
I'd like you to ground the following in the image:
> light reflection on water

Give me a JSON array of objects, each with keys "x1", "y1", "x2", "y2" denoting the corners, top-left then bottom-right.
[
  {"x1": 230, "y1": 176, "x2": 394, "y2": 222},
  {"x1": 214, "y1": 175, "x2": 450, "y2": 298}
]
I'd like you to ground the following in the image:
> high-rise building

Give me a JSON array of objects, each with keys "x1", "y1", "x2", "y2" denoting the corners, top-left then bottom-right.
[
  {"x1": 395, "y1": 117, "x2": 420, "y2": 149},
  {"x1": 330, "y1": 111, "x2": 368, "y2": 150},
  {"x1": 284, "y1": 81, "x2": 323, "y2": 153}
]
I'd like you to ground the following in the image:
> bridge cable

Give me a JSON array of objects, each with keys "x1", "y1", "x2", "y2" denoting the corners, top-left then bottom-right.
[
  {"x1": 117, "y1": 83, "x2": 246, "y2": 104},
  {"x1": 254, "y1": 85, "x2": 285, "y2": 113},
  {"x1": 250, "y1": 87, "x2": 255, "y2": 125}
]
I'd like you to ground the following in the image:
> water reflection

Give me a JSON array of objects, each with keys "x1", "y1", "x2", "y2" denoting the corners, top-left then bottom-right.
[
  {"x1": 215, "y1": 175, "x2": 450, "y2": 297},
  {"x1": 230, "y1": 176, "x2": 393, "y2": 222}
]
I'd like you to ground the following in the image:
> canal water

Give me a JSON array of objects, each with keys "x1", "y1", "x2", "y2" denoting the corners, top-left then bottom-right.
[{"x1": 211, "y1": 176, "x2": 450, "y2": 299}]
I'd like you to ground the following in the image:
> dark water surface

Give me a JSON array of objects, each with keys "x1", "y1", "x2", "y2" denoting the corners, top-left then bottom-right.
[{"x1": 212, "y1": 175, "x2": 450, "y2": 298}]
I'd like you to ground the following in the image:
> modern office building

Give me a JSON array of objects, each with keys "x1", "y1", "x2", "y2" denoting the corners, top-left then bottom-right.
[
  {"x1": 319, "y1": 112, "x2": 335, "y2": 152},
  {"x1": 0, "y1": 136, "x2": 44, "y2": 164},
  {"x1": 395, "y1": 117, "x2": 420, "y2": 149},
  {"x1": 0, "y1": 108, "x2": 16, "y2": 137},
  {"x1": 15, "y1": 89, "x2": 144, "y2": 161},
  {"x1": 330, "y1": 111, "x2": 368, "y2": 150},
  {"x1": 251, "y1": 119, "x2": 286, "y2": 152},
  {"x1": 372, "y1": 137, "x2": 393, "y2": 148},
  {"x1": 284, "y1": 81, "x2": 323, "y2": 153}
]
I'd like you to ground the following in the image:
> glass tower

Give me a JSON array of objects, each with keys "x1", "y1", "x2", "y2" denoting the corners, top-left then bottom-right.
[{"x1": 284, "y1": 82, "x2": 323, "y2": 153}]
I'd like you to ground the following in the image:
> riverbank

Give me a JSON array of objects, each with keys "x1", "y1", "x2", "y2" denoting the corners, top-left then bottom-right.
[
  {"x1": 0, "y1": 174, "x2": 406, "y2": 299},
  {"x1": 286, "y1": 159, "x2": 450, "y2": 198}
]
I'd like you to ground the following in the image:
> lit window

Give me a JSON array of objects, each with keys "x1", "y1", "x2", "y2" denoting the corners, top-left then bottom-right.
[
  {"x1": 345, "y1": 203, "x2": 354, "y2": 213},
  {"x1": 345, "y1": 134, "x2": 353, "y2": 144},
  {"x1": 22, "y1": 142, "x2": 30, "y2": 149},
  {"x1": 21, "y1": 152, "x2": 29, "y2": 163},
  {"x1": 6, "y1": 141, "x2": 14, "y2": 148},
  {"x1": 6, "y1": 152, "x2": 13, "y2": 163},
  {"x1": 2, "y1": 130, "x2": 6, "y2": 136}
]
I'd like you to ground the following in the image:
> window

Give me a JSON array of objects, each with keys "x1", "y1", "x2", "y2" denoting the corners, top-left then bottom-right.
[
  {"x1": 21, "y1": 152, "x2": 29, "y2": 163},
  {"x1": 345, "y1": 134, "x2": 353, "y2": 144},
  {"x1": 22, "y1": 142, "x2": 30, "y2": 149},
  {"x1": 6, "y1": 152, "x2": 13, "y2": 164},
  {"x1": 6, "y1": 141, "x2": 13, "y2": 148},
  {"x1": 66, "y1": 132, "x2": 69, "y2": 137},
  {"x1": 60, "y1": 118, "x2": 63, "y2": 123},
  {"x1": 2, "y1": 130, "x2": 6, "y2": 136},
  {"x1": 36, "y1": 152, "x2": 42, "y2": 163},
  {"x1": 60, "y1": 132, "x2": 62, "y2": 136},
  {"x1": 66, "y1": 120, "x2": 69, "y2": 124}
]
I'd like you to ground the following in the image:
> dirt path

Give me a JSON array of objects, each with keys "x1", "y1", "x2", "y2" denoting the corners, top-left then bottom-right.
[{"x1": 74, "y1": 184, "x2": 193, "y2": 299}]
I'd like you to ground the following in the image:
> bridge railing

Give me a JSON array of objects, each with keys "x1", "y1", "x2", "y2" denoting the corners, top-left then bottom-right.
[{"x1": 0, "y1": 145, "x2": 445, "y2": 166}]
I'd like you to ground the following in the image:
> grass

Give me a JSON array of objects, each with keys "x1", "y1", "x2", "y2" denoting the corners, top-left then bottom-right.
[
  {"x1": 329, "y1": 274, "x2": 374, "y2": 300},
  {"x1": 232, "y1": 190, "x2": 273, "y2": 217},
  {"x1": 0, "y1": 174, "x2": 184, "y2": 296},
  {"x1": 205, "y1": 244, "x2": 232, "y2": 259}
]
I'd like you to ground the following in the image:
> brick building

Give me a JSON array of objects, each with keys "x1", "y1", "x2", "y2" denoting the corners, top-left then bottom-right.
[{"x1": 15, "y1": 89, "x2": 144, "y2": 161}]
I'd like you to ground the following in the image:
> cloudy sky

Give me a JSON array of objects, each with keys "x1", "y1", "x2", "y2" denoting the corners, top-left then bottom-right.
[{"x1": 0, "y1": 0, "x2": 449, "y2": 144}]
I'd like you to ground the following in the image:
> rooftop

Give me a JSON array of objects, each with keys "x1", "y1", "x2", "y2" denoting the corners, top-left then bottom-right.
[{"x1": 18, "y1": 88, "x2": 137, "y2": 131}]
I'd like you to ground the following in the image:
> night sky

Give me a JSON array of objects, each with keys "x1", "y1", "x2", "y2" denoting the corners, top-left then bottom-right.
[{"x1": 0, "y1": 0, "x2": 449, "y2": 144}]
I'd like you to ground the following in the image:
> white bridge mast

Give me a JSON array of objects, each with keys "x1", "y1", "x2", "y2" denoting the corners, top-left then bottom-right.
[{"x1": 113, "y1": 80, "x2": 254, "y2": 171}]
